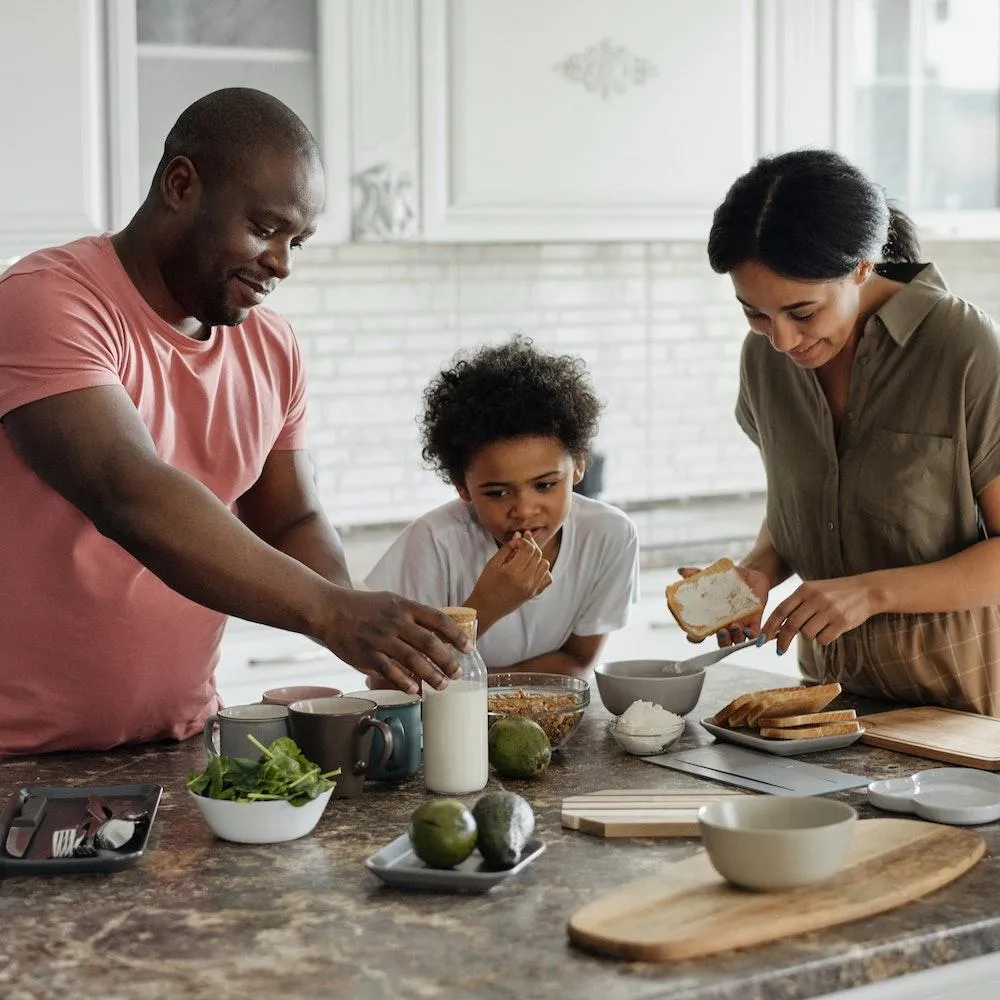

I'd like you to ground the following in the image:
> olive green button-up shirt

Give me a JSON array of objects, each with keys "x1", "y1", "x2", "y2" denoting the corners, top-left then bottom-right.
[{"x1": 736, "y1": 263, "x2": 1000, "y2": 713}]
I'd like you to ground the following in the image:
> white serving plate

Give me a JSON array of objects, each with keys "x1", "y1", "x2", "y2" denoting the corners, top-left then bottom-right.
[
  {"x1": 866, "y1": 768, "x2": 1000, "y2": 825},
  {"x1": 700, "y1": 717, "x2": 865, "y2": 757},
  {"x1": 364, "y1": 833, "x2": 546, "y2": 892}
]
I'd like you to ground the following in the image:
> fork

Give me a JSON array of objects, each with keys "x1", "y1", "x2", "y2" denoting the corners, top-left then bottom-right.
[{"x1": 51, "y1": 825, "x2": 83, "y2": 859}]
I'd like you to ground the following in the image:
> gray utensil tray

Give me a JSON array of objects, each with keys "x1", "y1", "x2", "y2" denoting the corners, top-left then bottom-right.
[{"x1": 0, "y1": 782, "x2": 162, "y2": 876}]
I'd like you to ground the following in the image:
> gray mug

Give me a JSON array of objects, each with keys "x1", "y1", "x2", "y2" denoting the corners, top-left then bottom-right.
[
  {"x1": 345, "y1": 689, "x2": 422, "y2": 782},
  {"x1": 203, "y1": 704, "x2": 290, "y2": 758}
]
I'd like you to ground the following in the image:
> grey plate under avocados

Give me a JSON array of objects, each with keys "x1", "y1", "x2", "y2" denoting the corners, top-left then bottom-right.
[
  {"x1": 0, "y1": 783, "x2": 163, "y2": 876},
  {"x1": 365, "y1": 834, "x2": 546, "y2": 891}
]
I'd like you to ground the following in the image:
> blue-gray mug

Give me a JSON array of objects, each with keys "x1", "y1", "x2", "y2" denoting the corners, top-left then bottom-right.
[{"x1": 345, "y1": 689, "x2": 422, "y2": 781}]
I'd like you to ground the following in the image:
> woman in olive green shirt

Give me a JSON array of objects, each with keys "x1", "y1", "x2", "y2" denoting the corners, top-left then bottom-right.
[{"x1": 707, "y1": 149, "x2": 1000, "y2": 714}]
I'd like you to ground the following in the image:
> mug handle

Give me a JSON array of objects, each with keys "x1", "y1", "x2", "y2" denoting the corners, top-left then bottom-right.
[
  {"x1": 203, "y1": 716, "x2": 220, "y2": 757},
  {"x1": 361, "y1": 716, "x2": 394, "y2": 770},
  {"x1": 381, "y1": 715, "x2": 406, "y2": 774}
]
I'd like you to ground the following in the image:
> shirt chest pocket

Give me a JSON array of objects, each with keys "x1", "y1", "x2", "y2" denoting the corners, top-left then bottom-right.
[{"x1": 856, "y1": 428, "x2": 957, "y2": 533}]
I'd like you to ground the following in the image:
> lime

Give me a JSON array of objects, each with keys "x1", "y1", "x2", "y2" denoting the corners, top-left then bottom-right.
[
  {"x1": 488, "y1": 716, "x2": 551, "y2": 779},
  {"x1": 409, "y1": 798, "x2": 478, "y2": 869}
]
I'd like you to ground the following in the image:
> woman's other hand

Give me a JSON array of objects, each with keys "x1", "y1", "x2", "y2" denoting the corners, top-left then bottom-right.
[{"x1": 760, "y1": 576, "x2": 876, "y2": 653}]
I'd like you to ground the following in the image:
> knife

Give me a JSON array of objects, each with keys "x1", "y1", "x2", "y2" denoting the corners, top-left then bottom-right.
[{"x1": 4, "y1": 796, "x2": 48, "y2": 858}]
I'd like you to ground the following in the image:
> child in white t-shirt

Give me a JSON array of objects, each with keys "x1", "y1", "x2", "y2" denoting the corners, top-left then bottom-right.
[{"x1": 365, "y1": 336, "x2": 639, "y2": 677}]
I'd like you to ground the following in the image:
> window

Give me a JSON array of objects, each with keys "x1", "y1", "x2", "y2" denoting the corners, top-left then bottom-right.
[{"x1": 849, "y1": 0, "x2": 1000, "y2": 214}]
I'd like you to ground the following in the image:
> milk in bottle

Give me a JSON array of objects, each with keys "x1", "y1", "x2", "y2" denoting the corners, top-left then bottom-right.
[{"x1": 422, "y1": 606, "x2": 489, "y2": 794}]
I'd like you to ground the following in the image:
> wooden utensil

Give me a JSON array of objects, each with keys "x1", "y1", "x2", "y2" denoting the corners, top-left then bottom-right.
[
  {"x1": 568, "y1": 818, "x2": 984, "y2": 962},
  {"x1": 561, "y1": 788, "x2": 747, "y2": 838},
  {"x1": 860, "y1": 706, "x2": 1000, "y2": 769}
]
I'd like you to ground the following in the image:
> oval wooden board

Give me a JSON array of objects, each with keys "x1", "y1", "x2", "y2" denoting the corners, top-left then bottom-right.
[{"x1": 568, "y1": 818, "x2": 985, "y2": 962}]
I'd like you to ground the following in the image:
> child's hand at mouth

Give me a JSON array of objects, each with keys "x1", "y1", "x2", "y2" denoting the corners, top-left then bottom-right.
[{"x1": 465, "y1": 531, "x2": 553, "y2": 633}]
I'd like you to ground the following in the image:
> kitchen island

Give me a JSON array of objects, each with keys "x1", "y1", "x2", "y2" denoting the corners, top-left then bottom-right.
[{"x1": 1, "y1": 663, "x2": 999, "y2": 1000}]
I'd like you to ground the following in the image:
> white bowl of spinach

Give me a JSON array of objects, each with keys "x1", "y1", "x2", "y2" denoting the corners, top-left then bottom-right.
[{"x1": 187, "y1": 736, "x2": 339, "y2": 844}]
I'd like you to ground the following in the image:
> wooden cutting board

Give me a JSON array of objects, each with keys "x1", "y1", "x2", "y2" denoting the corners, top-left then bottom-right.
[
  {"x1": 860, "y1": 706, "x2": 1000, "y2": 769},
  {"x1": 561, "y1": 788, "x2": 748, "y2": 838},
  {"x1": 568, "y1": 818, "x2": 984, "y2": 962}
]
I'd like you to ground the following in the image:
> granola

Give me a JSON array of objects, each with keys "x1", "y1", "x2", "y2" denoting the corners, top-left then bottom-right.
[{"x1": 488, "y1": 688, "x2": 583, "y2": 746}]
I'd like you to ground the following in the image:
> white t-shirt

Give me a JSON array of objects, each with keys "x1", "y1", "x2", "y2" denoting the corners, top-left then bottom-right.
[{"x1": 365, "y1": 494, "x2": 640, "y2": 669}]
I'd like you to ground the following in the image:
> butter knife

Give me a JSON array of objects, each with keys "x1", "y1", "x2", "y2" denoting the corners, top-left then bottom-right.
[{"x1": 4, "y1": 796, "x2": 47, "y2": 858}]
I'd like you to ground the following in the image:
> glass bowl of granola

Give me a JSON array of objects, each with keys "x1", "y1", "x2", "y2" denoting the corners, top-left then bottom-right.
[{"x1": 487, "y1": 672, "x2": 590, "y2": 749}]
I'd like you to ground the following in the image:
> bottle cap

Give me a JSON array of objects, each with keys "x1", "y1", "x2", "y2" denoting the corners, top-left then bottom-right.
[{"x1": 441, "y1": 606, "x2": 478, "y2": 642}]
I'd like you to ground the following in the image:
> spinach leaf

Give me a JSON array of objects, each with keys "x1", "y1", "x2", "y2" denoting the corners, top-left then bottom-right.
[{"x1": 185, "y1": 735, "x2": 339, "y2": 806}]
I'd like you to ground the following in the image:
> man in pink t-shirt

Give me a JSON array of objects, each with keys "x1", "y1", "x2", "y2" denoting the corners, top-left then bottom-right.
[{"x1": 0, "y1": 88, "x2": 468, "y2": 754}]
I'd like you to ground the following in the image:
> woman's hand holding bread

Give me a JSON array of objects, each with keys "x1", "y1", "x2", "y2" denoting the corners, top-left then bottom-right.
[{"x1": 668, "y1": 558, "x2": 771, "y2": 645}]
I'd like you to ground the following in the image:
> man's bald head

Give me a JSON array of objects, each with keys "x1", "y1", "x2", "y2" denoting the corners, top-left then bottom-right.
[{"x1": 151, "y1": 88, "x2": 321, "y2": 195}]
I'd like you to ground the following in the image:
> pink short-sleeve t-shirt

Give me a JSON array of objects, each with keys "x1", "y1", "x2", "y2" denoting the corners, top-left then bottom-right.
[{"x1": 0, "y1": 235, "x2": 308, "y2": 754}]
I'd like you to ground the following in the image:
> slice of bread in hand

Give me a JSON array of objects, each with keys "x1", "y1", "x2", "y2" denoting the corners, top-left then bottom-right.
[
  {"x1": 759, "y1": 720, "x2": 861, "y2": 740},
  {"x1": 756, "y1": 709, "x2": 857, "y2": 729},
  {"x1": 743, "y1": 683, "x2": 842, "y2": 727},
  {"x1": 665, "y1": 558, "x2": 764, "y2": 641}
]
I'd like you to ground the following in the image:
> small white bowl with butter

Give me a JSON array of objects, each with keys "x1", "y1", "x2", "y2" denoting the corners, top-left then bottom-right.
[{"x1": 610, "y1": 700, "x2": 685, "y2": 755}]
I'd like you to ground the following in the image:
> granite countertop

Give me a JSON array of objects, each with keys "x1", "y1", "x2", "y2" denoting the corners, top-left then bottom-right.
[{"x1": 1, "y1": 663, "x2": 999, "y2": 1000}]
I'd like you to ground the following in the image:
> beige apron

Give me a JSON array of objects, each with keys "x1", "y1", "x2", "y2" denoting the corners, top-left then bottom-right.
[{"x1": 798, "y1": 606, "x2": 1000, "y2": 716}]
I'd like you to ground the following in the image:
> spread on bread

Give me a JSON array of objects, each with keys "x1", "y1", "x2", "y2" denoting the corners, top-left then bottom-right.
[
  {"x1": 710, "y1": 683, "x2": 860, "y2": 740},
  {"x1": 665, "y1": 558, "x2": 764, "y2": 640}
]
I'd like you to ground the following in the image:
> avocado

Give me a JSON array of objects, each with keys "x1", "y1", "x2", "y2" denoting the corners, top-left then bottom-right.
[
  {"x1": 472, "y1": 790, "x2": 535, "y2": 869},
  {"x1": 409, "y1": 799, "x2": 478, "y2": 869},
  {"x1": 488, "y1": 716, "x2": 551, "y2": 779}
]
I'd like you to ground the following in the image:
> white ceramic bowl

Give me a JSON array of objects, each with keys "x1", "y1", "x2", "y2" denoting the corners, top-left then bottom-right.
[
  {"x1": 189, "y1": 788, "x2": 333, "y2": 844},
  {"x1": 594, "y1": 660, "x2": 705, "y2": 717},
  {"x1": 697, "y1": 796, "x2": 857, "y2": 891}
]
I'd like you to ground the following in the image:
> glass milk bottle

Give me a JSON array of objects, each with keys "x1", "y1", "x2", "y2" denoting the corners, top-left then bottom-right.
[{"x1": 422, "y1": 606, "x2": 489, "y2": 794}]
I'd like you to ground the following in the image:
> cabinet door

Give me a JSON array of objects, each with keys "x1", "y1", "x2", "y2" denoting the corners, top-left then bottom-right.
[
  {"x1": 0, "y1": 0, "x2": 107, "y2": 258},
  {"x1": 421, "y1": 0, "x2": 758, "y2": 241},
  {"x1": 107, "y1": 0, "x2": 350, "y2": 241}
]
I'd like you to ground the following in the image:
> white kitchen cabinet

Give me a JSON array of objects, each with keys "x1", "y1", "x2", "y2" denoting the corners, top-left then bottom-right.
[
  {"x1": 0, "y1": 0, "x2": 108, "y2": 259},
  {"x1": 106, "y1": 0, "x2": 351, "y2": 241},
  {"x1": 420, "y1": 0, "x2": 760, "y2": 241}
]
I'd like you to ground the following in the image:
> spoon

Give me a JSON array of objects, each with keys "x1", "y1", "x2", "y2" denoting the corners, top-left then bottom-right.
[{"x1": 661, "y1": 637, "x2": 768, "y2": 675}]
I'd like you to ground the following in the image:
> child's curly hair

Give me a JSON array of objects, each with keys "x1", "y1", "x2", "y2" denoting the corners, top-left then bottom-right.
[{"x1": 421, "y1": 335, "x2": 603, "y2": 485}]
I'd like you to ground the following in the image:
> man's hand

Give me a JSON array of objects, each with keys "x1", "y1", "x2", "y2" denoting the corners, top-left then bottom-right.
[
  {"x1": 318, "y1": 589, "x2": 472, "y2": 695},
  {"x1": 466, "y1": 531, "x2": 552, "y2": 632}
]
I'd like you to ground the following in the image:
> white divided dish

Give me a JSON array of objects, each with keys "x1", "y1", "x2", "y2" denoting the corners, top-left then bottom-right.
[{"x1": 866, "y1": 768, "x2": 1000, "y2": 825}]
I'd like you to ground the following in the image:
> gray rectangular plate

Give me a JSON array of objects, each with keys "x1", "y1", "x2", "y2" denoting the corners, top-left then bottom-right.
[
  {"x1": 700, "y1": 717, "x2": 866, "y2": 756},
  {"x1": 644, "y1": 744, "x2": 870, "y2": 795},
  {"x1": 365, "y1": 833, "x2": 546, "y2": 891},
  {"x1": 0, "y1": 783, "x2": 162, "y2": 876}
]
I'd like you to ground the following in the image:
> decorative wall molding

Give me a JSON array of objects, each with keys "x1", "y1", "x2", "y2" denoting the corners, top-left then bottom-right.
[
  {"x1": 348, "y1": 0, "x2": 421, "y2": 240},
  {"x1": 351, "y1": 163, "x2": 418, "y2": 240},
  {"x1": 553, "y1": 38, "x2": 658, "y2": 99}
]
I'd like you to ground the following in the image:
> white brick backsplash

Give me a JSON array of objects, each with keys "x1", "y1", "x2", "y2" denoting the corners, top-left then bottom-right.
[{"x1": 261, "y1": 240, "x2": 999, "y2": 527}]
